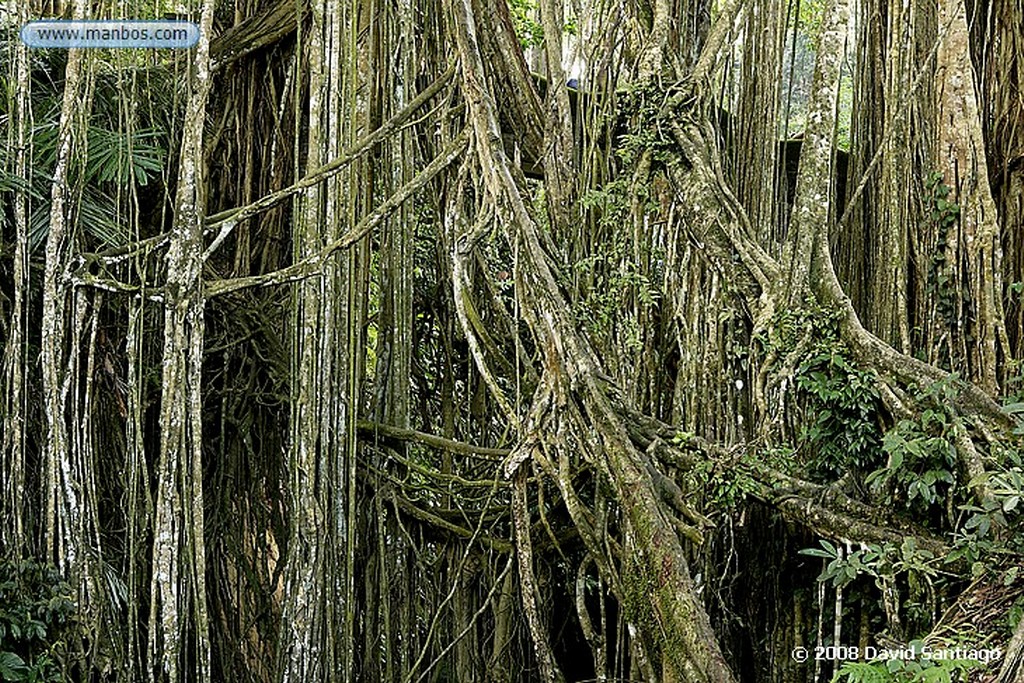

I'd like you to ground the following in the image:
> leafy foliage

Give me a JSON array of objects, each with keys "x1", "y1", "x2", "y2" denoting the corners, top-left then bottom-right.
[
  {"x1": 799, "y1": 538, "x2": 939, "y2": 591},
  {"x1": 865, "y1": 414, "x2": 957, "y2": 510},
  {"x1": 797, "y1": 0, "x2": 826, "y2": 50},
  {"x1": 614, "y1": 81, "x2": 677, "y2": 166},
  {"x1": 760, "y1": 302, "x2": 883, "y2": 477},
  {"x1": 574, "y1": 180, "x2": 661, "y2": 352},
  {"x1": 687, "y1": 443, "x2": 772, "y2": 510},
  {"x1": 84, "y1": 127, "x2": 165, "y2": 186},
  {"x1": 0, "y1": 559, "x2": 76, "y2": 682},
  {"x1": 833, "y1": 653, "x2": 980, "y2": 683},
  {"x1": 507, "y1": 0, "x2": 543, "y2": 48},
  {"x1": 0, "y1": 50, "x2": 170, "y2": 254},
  {"x1": 948, "y1": 446, "x2": 1024, "y2": 570},
  {"x1": 797, "y1": 350, "x2": 883, "y2": 477},
  {"x1": 21, "y1": 123, "x2": 167, "y2": 252}
]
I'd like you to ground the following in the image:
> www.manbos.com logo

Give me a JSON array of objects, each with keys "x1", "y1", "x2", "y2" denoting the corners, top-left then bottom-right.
[{"x1": 20, "y1": 20, "x2": 200, "y2": 49}]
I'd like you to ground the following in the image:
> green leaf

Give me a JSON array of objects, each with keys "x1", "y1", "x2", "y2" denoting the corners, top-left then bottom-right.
[
  {"x1": 917, "y1": 666, "x2": 949, "y2": 683},
  {"x1": 1002, "y1": 402, "x2": 1024, "y2": 415},
  {"x1": 0, "y1": 652, "x2": 27, "y2": 681},
  {"x1": 1003, "y1": 566, "x2": 1019, "y2": 586},
  {"x1": 800, "y1": 540, "x2": 838, "y2": 559}
]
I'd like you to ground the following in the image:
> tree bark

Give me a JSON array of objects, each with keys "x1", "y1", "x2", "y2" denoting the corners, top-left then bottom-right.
[
  {"x1": 148, "y1": 0, "x2": 217, "y2": 679},
  {"x1": 934, "y1": 0, "x2": 1009, "y2": 394}
]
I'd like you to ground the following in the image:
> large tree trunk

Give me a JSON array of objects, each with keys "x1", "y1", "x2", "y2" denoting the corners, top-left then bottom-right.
[{"x1": 934, "y1": 0, "x2": 1009, "y2": 394}]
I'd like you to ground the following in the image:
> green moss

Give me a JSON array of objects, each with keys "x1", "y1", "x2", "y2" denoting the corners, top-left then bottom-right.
[{"x1": 621, "y1": 555, "x2": 659, "y2": 635}]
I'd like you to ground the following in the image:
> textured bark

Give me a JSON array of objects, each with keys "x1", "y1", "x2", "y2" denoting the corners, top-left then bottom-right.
[
  {"x1": 276, "y1": 0, "x2": 333, "y2": 678},
  {"x1": 870, "y1": 0, "x2": 914, "y2": 352},
  {"x1": 730, "y1": 0, "x2": 785, "y2": 246},
  {"x1": 40, "y1": 0, "x2": 92, "y2": 575},
  {"x1": 997, "y1": 616, "x2": 1024, "y2": 683},
  {"x1": 538, "y1": 0, "x2": 577, "y2": 230},
  {"x1": 6, "y1": 0, "x2": 1024, "y2": 680},
  {"x1": 511, "y1": 469, "x2": 563, "y2": 683},
  {"x1": 211, "y1": 0, "x2": 304, "y2": 71},
  {"x1": 981, "y1": 0, "x2": 1024, "y2": 364},
  {"x1": 781, "y1": 0, "x2": 848, "y2": 304},
  {"x1": 1, "y1": 0, "x2": 32, "y2": 556},
  {"x1": 934, "y1": 0, "x2": 1009, "y2": 394},
  {"x1": 148, "y1": 0, "x2": 217, "y2": 679}
]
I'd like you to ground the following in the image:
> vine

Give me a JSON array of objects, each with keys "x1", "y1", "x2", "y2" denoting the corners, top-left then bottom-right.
[{"x1": 923, "y1": 172, "x2": 966, "y2": 362}]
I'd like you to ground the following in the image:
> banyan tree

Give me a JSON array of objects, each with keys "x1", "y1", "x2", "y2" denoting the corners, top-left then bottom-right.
[{"x1": 2, "y1": 0, "x2": 1024, "y2": 680}]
